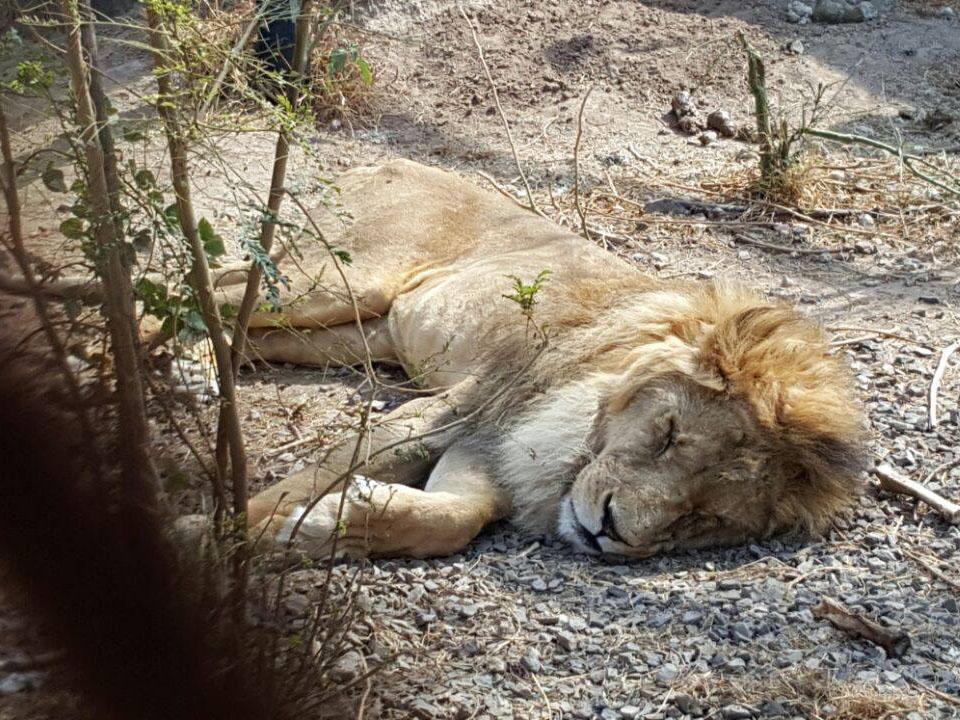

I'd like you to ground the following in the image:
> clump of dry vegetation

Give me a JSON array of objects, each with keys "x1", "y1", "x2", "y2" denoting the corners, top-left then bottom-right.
[
  {"x1": 676, "y1": 669, "x2": 926, "y2": 720},
  {"x1": 159, "y1": 0, "x2": 376, "y2": 125}
]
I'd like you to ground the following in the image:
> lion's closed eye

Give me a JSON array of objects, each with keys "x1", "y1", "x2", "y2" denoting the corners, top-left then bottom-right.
[{"x1": 654, "y1": 416, "x2": 676, "y2": 458}]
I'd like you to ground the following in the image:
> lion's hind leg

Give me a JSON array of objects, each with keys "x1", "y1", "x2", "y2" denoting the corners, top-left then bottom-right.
[{"x1": 245, "y1": 317, "x2": 397, "y2": 368}]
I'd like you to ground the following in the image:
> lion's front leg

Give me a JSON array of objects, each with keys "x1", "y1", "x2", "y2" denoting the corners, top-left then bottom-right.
[{"x1": 272, "y1": 444, "x2": 509, "y2": 559}]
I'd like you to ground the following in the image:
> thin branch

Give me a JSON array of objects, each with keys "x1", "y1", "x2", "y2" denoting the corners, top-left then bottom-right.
[
  {"x1": 803, "y1": 127, "x2": 960, "y2": 197},
  {"x1": 458, "y1": 4, "x2": 541, "y2": 216},
  {"x1": 573, "y1": 85, "x2": 595, "y2": 245},
  {"x1": 62, "y1": 0, "x2": 158, "y2": 496},
  {"x1": 734, "y1": 232, "x2": 841, "y2": 255},
  {"x1": 873, "y1": 463, "x2": 960, "y2": 525}
]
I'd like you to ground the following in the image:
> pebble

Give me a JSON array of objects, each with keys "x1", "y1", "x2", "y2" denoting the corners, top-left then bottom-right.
[
  {"x1": 707, "y1": 109, "x2": 737, "y2": 138},
  {"x1": 699, "y1": 130, "x2": 718, "y2": 146},
  {"x1": 786, "y1": 0, "x2": 813, "y2": 23},
  {"x1": 722, "y1": 705, "x2": 755, "y2": 720},
  {"x1": 656, "y1": 663, "x2": 679, "y2": 684}
]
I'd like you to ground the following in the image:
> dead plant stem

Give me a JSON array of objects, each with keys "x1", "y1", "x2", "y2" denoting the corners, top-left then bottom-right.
[{"x1": 458, "y1": 4, "x2": 541, "y2": 216}]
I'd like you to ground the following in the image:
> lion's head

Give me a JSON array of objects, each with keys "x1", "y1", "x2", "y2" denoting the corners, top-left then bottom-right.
[{"x1": 549, "y1": 283, "x2": 869, "y2": 557}]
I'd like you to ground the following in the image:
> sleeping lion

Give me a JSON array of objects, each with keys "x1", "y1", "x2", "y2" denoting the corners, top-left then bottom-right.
[{"x1": 229, "y1": 159, "x2": 867, "y2": 559}]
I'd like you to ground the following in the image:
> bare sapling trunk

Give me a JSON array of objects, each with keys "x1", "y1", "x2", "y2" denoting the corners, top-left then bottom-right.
[
  {"x1": 144, "y1": 4, "x2": 248, "y2": 528},
  {"x1": 61, "y1": 0, "x2": 159, "y2": 499},
  {"x1": 0, "y1": 103, "x2": 101, "y2": 463},
  {"x1": 228, "y1": 0, "x2": 314, "y2": 374}
]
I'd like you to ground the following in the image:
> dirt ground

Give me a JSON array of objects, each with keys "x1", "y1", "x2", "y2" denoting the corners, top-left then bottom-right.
[{"x1": 2, "y1": 1, "x2": 960, "y2": 718}]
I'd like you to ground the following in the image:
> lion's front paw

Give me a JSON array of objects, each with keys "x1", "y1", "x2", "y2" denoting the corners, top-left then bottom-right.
[{"x1": 272, "y1": 476, "x2": 386, "y2": 559}]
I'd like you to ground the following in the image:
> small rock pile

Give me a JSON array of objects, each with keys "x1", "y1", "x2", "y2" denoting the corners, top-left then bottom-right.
[
  {"x1": 669, "y1": 92, "x2": 738, "y2": 146},
  {"x1": 787, "y1": 0, "x2": 879, "y2": 24}
]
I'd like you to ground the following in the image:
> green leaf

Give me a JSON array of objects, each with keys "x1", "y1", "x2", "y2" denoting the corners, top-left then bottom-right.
[
  {"x1": 41, "y1": 162, "x2": 67, "y2": 193},
  {"x1": 184, "y1": 309, "x2": 207, "y2": 333},
  {"x1": 135, "y1": 276, "x2": 168, "y2": 307},
  {"x1": 198, "y1": 217, "x2": 225, "y2": 258},
  {"x1": 59, "y1": 217, "x2": 85, "y2": 240},
  {"x1": 219, "y1": 302, "x2": 237, "y2": 320},
  {"x1": 328, "y1": 47, "x2": 349, "y2": 76},
  {"x1": 123, "y1": 128, "x2": 147, "y2": 142},
  {"x1": 355, "y1": 57, "x2": 373, "y2": 85},
  {"x1": 134, "y1": 168, "x2": 156, "y2": 189}
]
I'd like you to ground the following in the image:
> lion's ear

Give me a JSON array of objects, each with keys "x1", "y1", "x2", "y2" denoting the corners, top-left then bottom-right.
[
  {"x1": 701, "y1": 302, "x2": 869, "y2": 522},
  {"x1": 771, "y1": 442, "x2": 869, "y2": 533}
]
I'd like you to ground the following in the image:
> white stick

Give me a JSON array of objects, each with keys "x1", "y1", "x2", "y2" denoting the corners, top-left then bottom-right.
[
  {"x1": 874, "y1": 463, "x2": 960, "y2": 525},
  {"x1": 928, "y1": 340, "x2": 959, "y2": 429}
]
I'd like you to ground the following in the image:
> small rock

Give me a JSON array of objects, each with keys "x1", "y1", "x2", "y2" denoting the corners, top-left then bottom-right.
[
  {"x1": 707, "y1": 109, "x2": 737, "y2": 138},
  {"x1": 671, "y1": 91, "x2": 698, "y2": 118},
  {"x1": 699, "y1": 130, "x2": 718, "y2": 146},
  {"x1": 522, "y1": 648, "x2": 543, "y2": 673},
  {"x1": 722, "y1": 704, "x2": 755, "y2": 719},
  {"x1": 858, "y1": 213, "x2": 875, "y2": 227},
  {"x1": 331, "y1": 650, "x2": 364, "y2": 682},
  {"x1": 677, "y1": 114, "x2": 702, "y2": 135},
  {"x1": 556, "y1": 631, "x2": 577, "y2": 652},
  {"x1": 939, "y1": 6, "x2": 956, "y2": 18},
  {"x1": 812, "y1": 0, "x2": 874, "y2": 23},
  {"x1": 786, "y1": 1, "x2": 813, "y2": 23},
  {"x1": 619, "y1": 705, "x2": 642, "y2": 720},
  {"x1": 854, "y1": 239, "x2": 877, "y2": 254},
  {"x1": 787, "y1": 39, "x2": 805, "y2": 55},
  {"x1": 656, "y1": 662, "x2": 679, "y2": 684},
  {"x1": 674, "y1": 694, "x2": 704, "y2": 715},
  {"x1": 860, "y1": 1, "x2": 878, "y2": 20},
  {"x1": 761, "y1": 700, "x2": 789, "y2": 717}
]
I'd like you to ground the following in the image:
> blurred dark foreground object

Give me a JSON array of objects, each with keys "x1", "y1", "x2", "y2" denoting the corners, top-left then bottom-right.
[{"x1": 0, "y1": 326, "x2": 293, "y2": 720}]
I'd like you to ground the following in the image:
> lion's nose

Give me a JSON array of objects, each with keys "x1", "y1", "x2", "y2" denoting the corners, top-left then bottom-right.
[{"x1": 599, "y1": 494, "x2": 628, "y2": 545}]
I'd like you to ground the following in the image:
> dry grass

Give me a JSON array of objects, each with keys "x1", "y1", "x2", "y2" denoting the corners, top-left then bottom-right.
[
  {"x1": 676, "y1": 669, "x2": 926, "y2": 720},
  {"x1": 169, "y1": 1, "x2": 377, "y2": 125}
]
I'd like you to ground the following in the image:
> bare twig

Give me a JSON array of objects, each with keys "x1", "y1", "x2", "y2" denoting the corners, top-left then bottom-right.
[
  {"x1": 813, "y1": 596, "x2": 910, "y2": 658},
  {"x1": 902, "y1": 548, "x2": 960, "y2": 592},
  {"x1": 458, "y1": 5, "x2": 540, "y2": 216},
  {"x1": 826, "y1": 326, "x2": 927, "y2": 346},
  {"x1": 905, "y1": 677, "x2": 960, "y2": 708},
  {"x1": 803, "y1": 127, "x2": 960, "y2": 197},
  {"x1": 734, "y1": 232, "x2": 841, "y2": 255},
  {"x1": 927, "y1": 340, "x2": 959, "y2": 429},
  {"x1": 573, "y1": 85, "x2": 595, "y2": 244},
  {"x1": 873, "y1": 463, "x2": 960, "y2": 525},
  {"x1": 197, "y1": 8, "x2": 265, "y2": 120}
]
